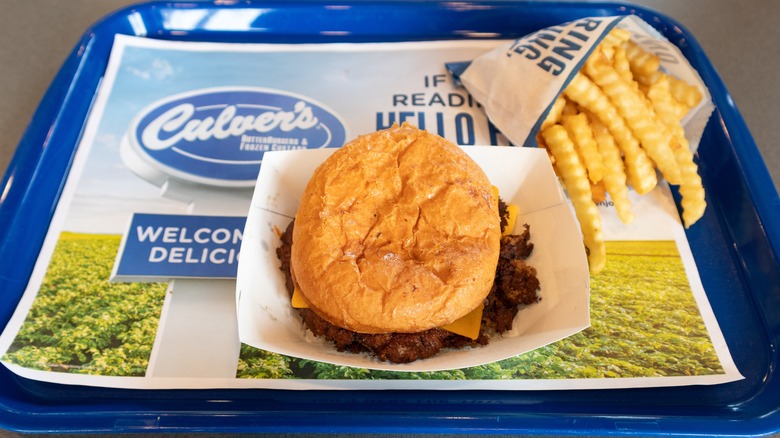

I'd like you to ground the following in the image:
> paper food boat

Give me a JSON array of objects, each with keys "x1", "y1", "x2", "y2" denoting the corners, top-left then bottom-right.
[{"x1": 236, "y1": 146, "x2": 590, "y2": 372}]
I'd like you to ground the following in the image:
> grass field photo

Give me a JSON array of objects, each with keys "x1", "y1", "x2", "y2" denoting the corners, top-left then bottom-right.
[
  {"x1": 2, "y1": 233, "x2": 167, "y2": 376},
  {"x1": 1, "y1": 234, "x2": 723, "y2": 381}
]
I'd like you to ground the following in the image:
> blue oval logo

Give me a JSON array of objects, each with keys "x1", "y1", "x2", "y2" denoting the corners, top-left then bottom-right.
[{"x1": 126, "y1": 87, "x2": 347, "y2": 187}]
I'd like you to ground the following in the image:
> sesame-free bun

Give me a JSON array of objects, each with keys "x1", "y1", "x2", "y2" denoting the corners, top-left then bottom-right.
[{"x1": 290, "y1": 124, "x2": 501, "y2": 334}]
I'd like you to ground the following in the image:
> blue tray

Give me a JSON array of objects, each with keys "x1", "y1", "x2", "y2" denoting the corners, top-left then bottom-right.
[{"x1": 1, "y1": 1, "x2": 778, "y2": 435}]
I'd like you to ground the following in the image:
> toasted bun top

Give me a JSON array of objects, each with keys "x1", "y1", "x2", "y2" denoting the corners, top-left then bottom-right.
[{"x1": 290, "y1": 124, "x2": 501, "y2": 333}]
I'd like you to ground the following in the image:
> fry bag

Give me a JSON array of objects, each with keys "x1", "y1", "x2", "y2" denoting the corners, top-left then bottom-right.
[
  {"x1": 449, "y1": 15, "x2": 715, "y2": 272},
  {"x1": 454, "y1": 15, "x2": 713, "y2": 152}
]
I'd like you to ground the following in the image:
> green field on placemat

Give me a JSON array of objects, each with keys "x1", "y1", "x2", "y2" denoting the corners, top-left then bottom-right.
[
  {"x1": 2, "y1": 233, "x2": 166, "y2": 376},
  {"x1": 0, "y1": 235, "x2": 723, "y2": 380}
]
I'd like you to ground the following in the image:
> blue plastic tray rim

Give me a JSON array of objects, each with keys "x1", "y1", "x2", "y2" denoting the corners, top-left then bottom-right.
[{"x1": 0, "y1": 1, "x2": 779, "y2": 436}]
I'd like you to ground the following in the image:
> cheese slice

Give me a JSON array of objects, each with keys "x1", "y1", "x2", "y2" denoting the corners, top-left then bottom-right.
[
  {"x1": 440, "y1": 304, "x2": 484, "y2": 340},
  {"x1": 503, "y1": 203, "x2": 519, "y2": 237},
  {"x1": 291, "y1": 286, "x2": 483, "y2": 340},
  {"x1": 291, "y1": 285, "x2": 309, "y2": 308}
]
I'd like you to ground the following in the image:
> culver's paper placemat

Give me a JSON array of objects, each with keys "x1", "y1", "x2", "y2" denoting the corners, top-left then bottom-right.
[{"x1": 0, "y1": 34, "x2": 741, "y2": 390}]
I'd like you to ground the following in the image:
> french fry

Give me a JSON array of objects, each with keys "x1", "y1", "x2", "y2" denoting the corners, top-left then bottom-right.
[
  {"x1": 634, "y1": 70, "x2": 663, "y2": 90},
  {"x1": 563, "y1": 112, "x2": 605, "y2": 184},
  {"x1": 600, "y1": 45, "x2": 615, "y2": 63},
  {"x1": 646, "y1": 74, "x2": 690, "y2": 121},
  {"x1": 591, "y1": 180, "x2": 607, "y2": 203},
  {"x1": 561, "y1": 97, "x2": 579, "y2": 119},
  {"x1": 588, "y1": 113, "x2": 635, "y2": 224},
  {"x1": 563, "y1": 72, "x2": 658, "y2": 195},
  {"x1": 541, "y1": 124, "x2": 606, "y2": 274},
  {"x1": 601, "y1": 28, "x2": 631, "y2": 48},
  {"x1": 624, "y1": 40, "x2": 660, "y2": 78},
  {"x1": 647, "y1": 77, "x2": 707, "y2": 227},
  {"x1": 535, "y1": 31, "x2": 708, "y2": 271},
  {"x1": 613, "y1": 44, "x2": 633, "y2": 84},
  {"x1": 668, "y1": 74, "x2": 703, "y2": 109},
  {"x1": 584, "y1": 46, "x2": 607, "y2": 76},
  {"x1": 538, "y1": 95, "x2": 567, "y2": 151},
  {"x1": 583, "y1": 59, "x2": 683, "y2": 185},
  {"x1": 541, "y1": 96, "x2": 566, "y2": 131},
  {"x1": 672, "y1": 138, "x2": 706, "y2": 227}
]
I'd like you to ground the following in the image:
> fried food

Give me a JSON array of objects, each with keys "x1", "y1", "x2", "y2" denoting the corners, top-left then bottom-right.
[
  {"x1": 647, "y1": 76, "x2": 706, "y2": 227},
  {"x1": 668, "y1": 74, "x2": 704, "y2": 109},
  {"x1": 539, "y1": 31, "x2": 708, "y2": 271},
  {"x1": 541, "y1": 124, "x2": 606, "y2": 273},
  {"x1": 624, "y1": 39, "x2": 661, "y2": 78},
  {"x1": 563, "y1": 112, "x2": 605, "y2": 184},
  {"x1": 564, "y1": 73, "x2": 658, "y2": 195},
  {"x1": 589, "y1": 113, "x2": 635, "y2": 224},
  {"x1": 583, "y1": 57, "x2": 682, "y2": 185}
]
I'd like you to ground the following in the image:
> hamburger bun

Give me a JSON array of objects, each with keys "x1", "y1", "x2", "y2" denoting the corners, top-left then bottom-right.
[{"x1": 290, "y1": 124, "x2": 501, "y2": 333}]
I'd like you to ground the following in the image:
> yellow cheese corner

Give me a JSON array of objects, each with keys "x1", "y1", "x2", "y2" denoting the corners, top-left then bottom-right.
[
  {"x1": 291, "y1": 286, "x2": 483, "y2": 339},
  {"x1": 291, "y1": 286, "x2": 309, "y2": 309},
  {"x1": 441, "y1": 304, "x2": 484, "y2": 340},
  {"x1": 503, "y1": 203, "x2": 519, "y2": 236}
]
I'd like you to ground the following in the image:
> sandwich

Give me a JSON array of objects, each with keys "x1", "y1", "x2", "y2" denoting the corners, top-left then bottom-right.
[{"x1": 276, "y1": 123, "x2": 540, "y2": 364}]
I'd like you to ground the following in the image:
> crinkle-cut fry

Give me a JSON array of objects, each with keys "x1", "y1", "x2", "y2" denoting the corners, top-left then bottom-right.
[
  {"x1": 667, "y1": 74, "x2": 703, "y2": 109},
  {"x1": 563, "y1": 112, "x2": 605, "y2": 184},
  {"x1": 591, "y1": 180, "x2": 607, "y2": 203},
  {"x1": 634, "y1": 70, "x2": 663, "y2": 87},
  {"x1": 613, "y1": 44, "x2": 633, "y2": 84},
  {"x1": 536, "y1": 132, "x2": 558, "y2": 170},
  {"x1": 583, "y1": 59, "x2": 683, "y2": 185},
  {"x1": 672, "y1": 137, "x2": 706, "y2": 227},
  {"x1": 646, "y1": 78, "x2": 706, "y2": 227},
  {"x1": 561, "y1": 98, "x2": 579, "y2": 120},
  {"x1": 551, "y1": 159, "x2": 563, "y2": 179},
  {"x1": 600, "y1": 46, "x2": 615, "y2": 63},
  {"x1": 624, "y1": 40, "x2": 661, "y2": 78},
  {"x1": 536, "y1": 131, "x2": 547, "y2": 148},
  {"x1": 646, "y1": 74, "x2": 690, "y2": 121},
  {"x1": 588, "y1": 114, "x2": 635, "y2": 224},
  {"x1": 541, "y1": 96, "x2": 567, "y2": 131},
  {"x1": 541, "y1": 124, "x2": 606, "y2": 273},
  {"x1": 564, "y1": 72, "x2": 657, "y2": 195},
  {"x1": 601, "y1": 28, "x2": 631, "y2": 48},
  {"x1": 584, "y1": 46, "x2": 608, "y2": 77}
]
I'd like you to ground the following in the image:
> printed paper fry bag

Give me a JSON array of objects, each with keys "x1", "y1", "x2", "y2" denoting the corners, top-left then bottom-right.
[
  {"x1": 458, "y1": 15, "x2": 713, "y2": 151},
  {"x1": 455, "y1": 15, "x2": 716, "y2": 271}
]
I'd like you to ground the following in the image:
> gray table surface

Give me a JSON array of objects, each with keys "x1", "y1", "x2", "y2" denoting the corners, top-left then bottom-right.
[{"x1": 0, "y1": 1, "x2": 778, "y2": 437}]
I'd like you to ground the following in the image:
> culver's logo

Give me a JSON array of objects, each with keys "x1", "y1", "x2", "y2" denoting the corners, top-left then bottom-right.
[{"x1": 121, "y1": 87, "x2": 347, "y2": 187}]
